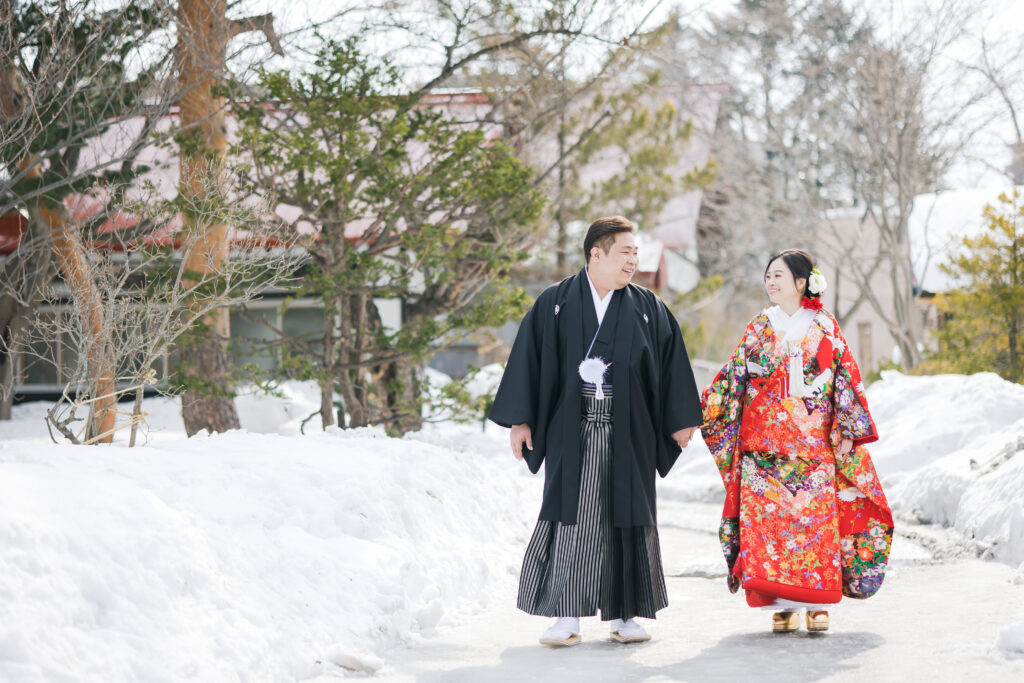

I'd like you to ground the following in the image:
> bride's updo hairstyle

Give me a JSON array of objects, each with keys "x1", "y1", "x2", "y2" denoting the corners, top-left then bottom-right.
[{"x1": 765, "y1": 249, "x2": 818, "y2": 302}]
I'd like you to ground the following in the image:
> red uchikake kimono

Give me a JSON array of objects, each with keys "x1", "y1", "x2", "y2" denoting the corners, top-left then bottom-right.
[{"x1": 701, "y1": 306, "x2": 894, "y2": 607}]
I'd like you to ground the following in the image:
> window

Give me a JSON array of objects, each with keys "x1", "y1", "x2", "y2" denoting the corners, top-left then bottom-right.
[
  {"x1": 231, "y1": 308, "x2": 280, "y2": 372},
  {"x1": 283, "y1": 307, "x2": 325, "y2": 358}
]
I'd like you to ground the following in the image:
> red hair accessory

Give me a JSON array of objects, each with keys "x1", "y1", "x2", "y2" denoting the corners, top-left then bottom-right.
[{"x1": 801, "y1": 295, "x2": 823, "y2": 311}]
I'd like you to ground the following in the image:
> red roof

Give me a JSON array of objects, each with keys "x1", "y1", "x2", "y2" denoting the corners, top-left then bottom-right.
[
  {"x1": 0, "y1": 212, "x2": 26, "y2": 254},
  {"x1": 0, "y1": 89, "x2": 500, "y2": 255}
]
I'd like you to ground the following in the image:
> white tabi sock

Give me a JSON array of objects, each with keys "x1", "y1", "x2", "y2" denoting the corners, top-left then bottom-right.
[
  {"x1": 542, "y1": 616, "x2": 580, "y2": 639},
  {"x1": 609, "y1": 618, "x2": 647, "y2": 637}
]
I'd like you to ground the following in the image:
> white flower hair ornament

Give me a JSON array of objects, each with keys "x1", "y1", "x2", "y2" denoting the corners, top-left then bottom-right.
[{"x1": 807, "y1": 268, "x2": 827, "y2": 295}]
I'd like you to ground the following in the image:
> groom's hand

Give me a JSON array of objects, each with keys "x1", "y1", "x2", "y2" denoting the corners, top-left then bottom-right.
[
  {"x1": 510, "y1": 423, "x2": 533, "y2": 460},
  {"x1": 672, "y1": 427, "x2": 696, "y2": 449}
]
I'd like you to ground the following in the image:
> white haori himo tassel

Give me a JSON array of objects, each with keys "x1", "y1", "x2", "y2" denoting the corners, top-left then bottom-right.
[
  {"x1": 767, "y1": 306, "x2": 818, "y2": 399},
  {"x1": 578, "y1": 357, "x2": 610, "y2": 400},
  {"x1": 786, "y1": 347, "x2": 832, "y2": 398}
]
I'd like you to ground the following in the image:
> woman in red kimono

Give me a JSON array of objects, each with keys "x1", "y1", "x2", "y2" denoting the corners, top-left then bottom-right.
[{"x1": 700, "y1": 249, "x2": 893, "y2": 633}]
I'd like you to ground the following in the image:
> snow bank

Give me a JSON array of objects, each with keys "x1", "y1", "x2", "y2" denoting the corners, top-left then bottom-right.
[
  {"x1": 0, "y1": 395, "x2": 534, "y2": 681},
  {"x1": 660, "y1": 438, "x2": 723, "y2": 505},
  {"x1": 997, "y1": 620, "x2": 1024, "y2": 660},
  {"x1": 868, "y1": 372, "x2": 1024, "y2": 565},
  {"x1": 2, "y1": 369, "x2": 1023, "y2": 678},
  {"x1": 660, "y1": 371, "x2": 1024, "y2": 565},
  {"x1": 867, "y1": 372, "x2": 1024, "y2": 477}
]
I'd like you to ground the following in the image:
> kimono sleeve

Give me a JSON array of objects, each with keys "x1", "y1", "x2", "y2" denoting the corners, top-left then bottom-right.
[
  {"x1": 701, "y1": 328, "x2": 750, "y2": 591},
  {"x1": 655, "y1": 305, "x2": 704, "y2": 477},
  {"x1": 829, "y1": 323, "x2": 878, "y2": 447},
  {"x1": 700, "y1": 332, "x2": 749, "y2": 484},
  {"x1": 488, "y1": 300, "x2": 547, "y2": 431}
]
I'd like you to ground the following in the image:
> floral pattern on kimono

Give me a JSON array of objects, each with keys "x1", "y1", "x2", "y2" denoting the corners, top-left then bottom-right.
[{"x1": 701, "y1": 308, "x2": 894, "y2": 605}]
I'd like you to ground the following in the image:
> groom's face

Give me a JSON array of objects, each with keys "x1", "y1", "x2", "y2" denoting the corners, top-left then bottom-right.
[{"x1": 589, "y1": 232, "x2": 639, "y2": 290}]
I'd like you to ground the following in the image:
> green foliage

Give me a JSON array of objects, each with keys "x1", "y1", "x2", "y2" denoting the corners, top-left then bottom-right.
[
  {"x1": 923, "y1": 191, "x2": 1024, "y2": 383},
  {"x1": 230, "y1": 37, "x2": 545, "y2": 430},
  {"x1": 425, "y1": 365, "x2": 498, "y2": 427}
]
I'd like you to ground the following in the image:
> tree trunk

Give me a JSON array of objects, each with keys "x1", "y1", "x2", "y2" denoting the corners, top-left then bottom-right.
[
  {"x1": 1009, "y1": 318, "x2": 1018, "y2": 383},
  {"x1": 1010, "y1": 142, "x2": 1024, "y2": 186},
  {"x1": 384, "y1": 356, "x2": 423, "y2": 435},
  {"x1": 319, "y1": 378, "x2": 335, "y2": 429},
  {"x1": 0, "y1": 334, "x2": 13, "y2": 420},
  {"x1": 319, "y1": 305, "x2": 336, "y2": 429},
  {"x1": 177, "y1": 0, "x2": 239, "y2": 435},
  {"x1": 4, "y1": 155, "x2": 119, "y2": 439},
  {"x1": 334, "y1": 293, "x2": 368, "y2": 428},
  {"x1": 0, "y1": 205, "x2": 116, "y2": 438},
  {"x1": 128, "y1": 381, "x2": 145, "y2": 447},
  {"x1": 2, "y1": 15, "x2": 116, "y2": 436},
  {"x1": 39, "y1": 203, "x2": 118, "y2": 440},
  {"x1": 179, "y1": 315, "x2": 238, "y2": 434},
  {"x1": 555, "y1": 110, "x2": 567, "y2": 274},
  {"x1": 1010, "y1": 232, "x2": 1021, "y2": 382}
]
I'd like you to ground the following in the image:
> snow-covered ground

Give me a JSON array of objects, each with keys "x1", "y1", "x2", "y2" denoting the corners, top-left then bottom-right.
[
  {"x1": 0, "y1": 389, "x2": 536, "y2": 681},
  {"x1": 1, "y1": 371, "x2": 1022, "y2": 681}
]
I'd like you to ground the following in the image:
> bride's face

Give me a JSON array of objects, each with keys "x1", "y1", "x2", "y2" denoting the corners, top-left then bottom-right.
[{"x1": 764, "y1": 258, "x2": 806, "y2": 307}]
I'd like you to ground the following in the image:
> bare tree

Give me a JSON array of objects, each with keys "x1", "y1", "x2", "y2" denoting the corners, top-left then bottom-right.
[
  {"x1": 446, "y1": 6, "x2": 691, "y2": 275},
  {"x1": 0, "y1": 0, "x2": 179, "y2": 433},
  {"x1": 9, "y1": 168, "x2": 301, "y2": 445},
  {"x1": 814, "y1": 1, "x2": 986, "y2": 368},
  {"x1": 691, "y1": 0, "x2": 986, "y2": 369},
  {"x1": 968, "y1": 35, "x2": 1024, "y2": 185}
]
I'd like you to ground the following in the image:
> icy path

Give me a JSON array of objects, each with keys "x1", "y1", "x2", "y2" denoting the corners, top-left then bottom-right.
[{"x1": 373, "y1": 502, "x2": 1024, "y2": 682}]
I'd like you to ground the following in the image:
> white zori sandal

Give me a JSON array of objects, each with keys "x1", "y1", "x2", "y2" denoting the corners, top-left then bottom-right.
[
  {"x1": 539, "y1": 617, "x2": 581, "y2": 647},
  {"x1": 609, "y1": 618, "x2": 651, "y2": 643}
]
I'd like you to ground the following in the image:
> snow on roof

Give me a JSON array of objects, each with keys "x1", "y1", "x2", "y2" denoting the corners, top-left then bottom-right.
[
  {"x1": 824, "y1": 206, "x2": 865, "y2": 220},
  {"x1": 909, "y1": 186, "x2": 1021, "y2": 293},
  {"x1": 635, "y1": 230, "x2": 663, "y2": 273}
]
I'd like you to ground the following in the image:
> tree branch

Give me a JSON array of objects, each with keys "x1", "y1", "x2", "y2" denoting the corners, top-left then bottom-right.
[{"x1": 228, "y1": 13, "x2": 284, "y2": 56}]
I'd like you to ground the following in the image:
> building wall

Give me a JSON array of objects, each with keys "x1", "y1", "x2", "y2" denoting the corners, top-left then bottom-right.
[
  {"x1": 688, "y1": 213, "x2": 936, "y2": 378},
  {"x1": 817, "y1": 213, "x2": 936, "y2": 373}
]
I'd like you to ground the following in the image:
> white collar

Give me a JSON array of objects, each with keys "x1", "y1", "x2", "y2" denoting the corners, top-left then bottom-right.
[
  {"x1": 585, "y1": 267, "x2": 613, "y2": 325},
  {"x1": 765, "y1": 305, "x2": 816, "y2": 343}
]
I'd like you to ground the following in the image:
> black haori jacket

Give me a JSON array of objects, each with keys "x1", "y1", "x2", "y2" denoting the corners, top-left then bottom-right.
[{"x1": 489, "y1": 268, "x2": 702, "y2": 528}]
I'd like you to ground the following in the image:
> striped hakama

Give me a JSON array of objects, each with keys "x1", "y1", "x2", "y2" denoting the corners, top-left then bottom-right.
[{"x1": 517, "y1": 384, "x2": 668, "y2": 621}]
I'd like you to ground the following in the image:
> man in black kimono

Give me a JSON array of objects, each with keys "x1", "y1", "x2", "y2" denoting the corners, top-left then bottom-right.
[{"x1": 489, "y1": 215, "x2": 703, "y2": 647}]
